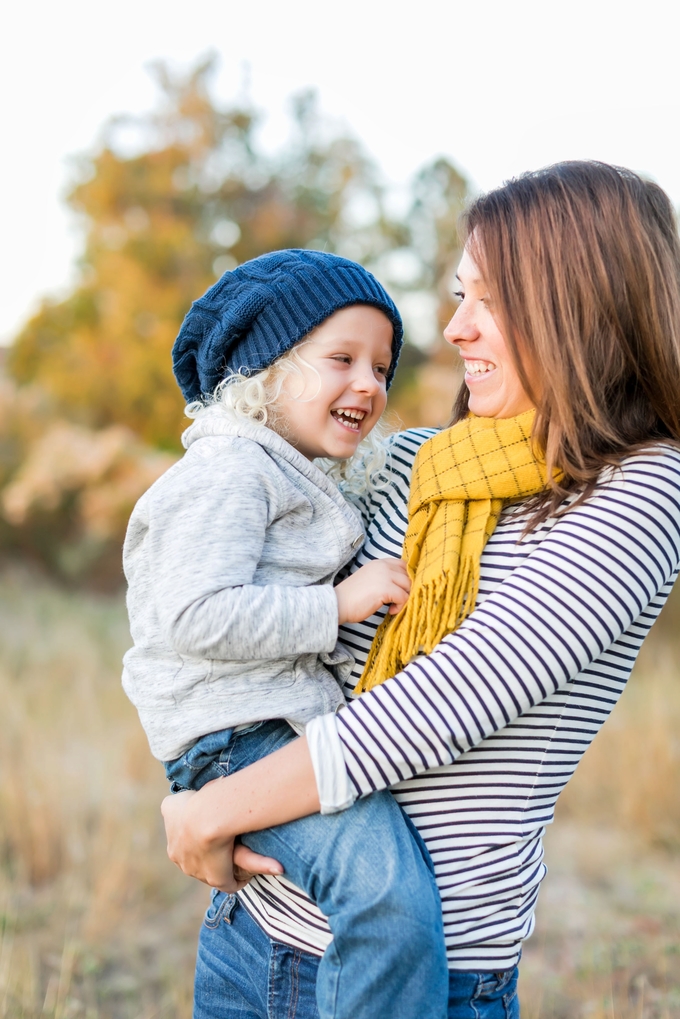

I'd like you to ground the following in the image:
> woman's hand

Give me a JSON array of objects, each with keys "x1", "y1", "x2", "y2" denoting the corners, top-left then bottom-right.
[
  {"x1": 161, "y1": 787, "x2": 284, "y2": 892},
  {"x1": 161, "y1": 737, "x2": 321, "y2": 891},
  {"x1": 335, "y1": 558, "x2": 410, "y2": 624}
]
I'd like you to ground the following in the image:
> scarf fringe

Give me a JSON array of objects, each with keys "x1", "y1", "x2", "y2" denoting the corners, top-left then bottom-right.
[{"x1": 355, "y1": 556, "x2": 478, "y2": 693}]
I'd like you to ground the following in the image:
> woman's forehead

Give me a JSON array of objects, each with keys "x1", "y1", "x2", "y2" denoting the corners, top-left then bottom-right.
[{"x1": 457, "y1": 247, "x2": 485, "y2": 285}]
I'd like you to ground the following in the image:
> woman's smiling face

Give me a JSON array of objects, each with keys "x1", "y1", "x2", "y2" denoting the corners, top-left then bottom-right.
[{"x1": 444, "y1": 246, "x2": 535, "y2": 419}]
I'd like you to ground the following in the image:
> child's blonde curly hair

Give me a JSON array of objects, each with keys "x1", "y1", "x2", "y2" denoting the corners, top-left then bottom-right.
[{"x1": 185, "y1": 341, "x2": 394, "y2": 499}]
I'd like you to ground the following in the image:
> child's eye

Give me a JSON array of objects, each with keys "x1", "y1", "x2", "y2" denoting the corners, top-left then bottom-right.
[
  {"x1": 332, "y1": 355, "x2": 352, "y2": 364},
  {"x1": 374, "y1": 365, "x2": 388, "y2": 376}
]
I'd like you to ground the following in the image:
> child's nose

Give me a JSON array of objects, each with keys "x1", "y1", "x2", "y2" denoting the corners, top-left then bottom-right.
[{"x1": 352, "y1": 368, "x2": 381, "y2": 394}]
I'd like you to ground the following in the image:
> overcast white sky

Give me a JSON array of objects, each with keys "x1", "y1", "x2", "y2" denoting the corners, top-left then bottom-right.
[{"x1": 2, "y1": 0, "x2": 680, "y2": 342}]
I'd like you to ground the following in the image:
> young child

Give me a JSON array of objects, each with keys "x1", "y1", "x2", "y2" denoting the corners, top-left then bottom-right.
[{"x1": 122, "y1": 250, "x2": 448, "y2": 1019}]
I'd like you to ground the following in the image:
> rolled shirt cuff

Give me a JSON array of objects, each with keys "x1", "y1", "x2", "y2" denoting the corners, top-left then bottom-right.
[{"x1": 306, "y1": 711, "x2": 357, "y2": 815}]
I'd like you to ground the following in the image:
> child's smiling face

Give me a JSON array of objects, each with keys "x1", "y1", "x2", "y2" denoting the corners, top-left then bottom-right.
[{"x1": 275, "y1": 305, "x2": 393, "y2": 461}]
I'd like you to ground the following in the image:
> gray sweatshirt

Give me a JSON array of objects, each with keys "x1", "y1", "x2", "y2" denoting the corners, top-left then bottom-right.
[{"x1": 122, "y1": 409, "x2": 363, "y2": 761}]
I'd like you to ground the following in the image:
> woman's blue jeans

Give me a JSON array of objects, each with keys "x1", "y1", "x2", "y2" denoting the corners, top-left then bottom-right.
[
  {"x1": 166, "y1": 720, "x2": 449, "y2": 1019},
  {"x1": 195, "y1": 894, "x2": 520, "y2": 1019}
]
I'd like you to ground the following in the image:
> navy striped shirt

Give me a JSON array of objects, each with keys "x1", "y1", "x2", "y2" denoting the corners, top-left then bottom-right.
[{"x1": 240, "y1": 429, "x2": 680, "y2": 970}]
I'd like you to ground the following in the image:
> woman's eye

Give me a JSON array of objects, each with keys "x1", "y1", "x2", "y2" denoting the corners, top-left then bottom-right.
[{"x1": 453, "y1": 290, "x2": 464, "y2": 302}]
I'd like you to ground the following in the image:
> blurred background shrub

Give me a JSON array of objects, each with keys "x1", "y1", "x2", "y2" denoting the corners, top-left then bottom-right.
[{"x1": 0, "y1": 55, "x2": 467, "y2": 584}]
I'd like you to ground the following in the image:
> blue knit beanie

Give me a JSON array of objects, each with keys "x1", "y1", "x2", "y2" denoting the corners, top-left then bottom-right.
[{"x1": 172, "y1": 249, "x2": 403, "y2": 402}]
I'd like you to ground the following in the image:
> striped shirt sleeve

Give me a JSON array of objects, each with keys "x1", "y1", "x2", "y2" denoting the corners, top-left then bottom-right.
[{"x1": 332, "y1": 453, "x2": 680, "y2": 798}]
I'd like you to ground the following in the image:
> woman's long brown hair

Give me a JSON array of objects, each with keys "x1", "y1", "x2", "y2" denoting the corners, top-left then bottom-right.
[{"x1": 452, "y1": 160, "x2": 680, "y2": 524}]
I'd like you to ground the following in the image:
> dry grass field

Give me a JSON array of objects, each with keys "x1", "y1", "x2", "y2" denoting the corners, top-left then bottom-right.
[{"x1": 0, "y1": 566, "x2": 678, "y2": 1019}]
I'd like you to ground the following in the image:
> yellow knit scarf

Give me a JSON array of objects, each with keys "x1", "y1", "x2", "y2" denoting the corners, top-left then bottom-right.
[{"x1": 355, "y1": 410, "x2": 548, "y2": 693}]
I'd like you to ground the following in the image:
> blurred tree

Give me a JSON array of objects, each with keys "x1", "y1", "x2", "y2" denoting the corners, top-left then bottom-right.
[
  {"x1": 8, "y1": 56, "x2": 407, "y2": 449},
  {"x1": 408, "y1": 156, "x2": 469, "y2": 328},
  {"x1": 383, "y1": 158, "x2": 470, "y2": 423},
  {"x1": 1, "y1": 54, "x2": 473, "y2": 582}
]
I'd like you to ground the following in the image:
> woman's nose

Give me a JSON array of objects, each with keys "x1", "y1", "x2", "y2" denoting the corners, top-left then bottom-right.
[{"x1": 444, "y1": 305, "x2": 478, "y2": 347}]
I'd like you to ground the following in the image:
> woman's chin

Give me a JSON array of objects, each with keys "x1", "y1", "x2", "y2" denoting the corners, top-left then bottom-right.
[
  {"x1": 467, "y1": 394, "x2": 499, "y2": 418},
  {"x1": 467, "y1": 391, "x2": 535, "y2": 419}
]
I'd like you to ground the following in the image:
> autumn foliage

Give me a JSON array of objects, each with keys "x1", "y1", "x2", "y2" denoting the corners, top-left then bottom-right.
[{"x1": 3, "y1": 56, "x2": 469, "y2": 582}]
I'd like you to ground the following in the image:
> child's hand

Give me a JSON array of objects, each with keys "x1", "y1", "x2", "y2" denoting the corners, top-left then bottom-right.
[{"x1": 335, "y1": 558, "x2": 411, "y2": 625}]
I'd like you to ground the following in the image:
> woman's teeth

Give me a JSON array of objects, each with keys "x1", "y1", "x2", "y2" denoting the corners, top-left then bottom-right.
[
  {"x1": 465, "y1": 360, "x2": 496, "y2": 375},
  {"x1": 331, "y1": 408, "x2": 366, "y2": 431}
]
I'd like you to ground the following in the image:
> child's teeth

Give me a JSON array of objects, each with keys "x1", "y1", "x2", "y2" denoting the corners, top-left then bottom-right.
[{"x1": 335, "y1": 409, "x2": 365, "y2": 422}]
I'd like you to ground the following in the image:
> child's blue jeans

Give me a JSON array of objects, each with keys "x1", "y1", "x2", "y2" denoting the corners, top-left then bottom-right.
[
  {"x1": 164, "y1": 719, "x2": 449, "y2": 1019},
  {"x1": 194, "y1": 895, "x2": 520, "y2": 1019}
]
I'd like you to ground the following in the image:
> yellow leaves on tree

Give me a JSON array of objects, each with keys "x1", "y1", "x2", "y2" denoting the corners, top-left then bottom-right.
[
  {"x1": 0, "y1": 55, "x2": 472, "y2": 582},
  {"x1": 8, "y1": 57, "x2": 410, "y2": 449}
]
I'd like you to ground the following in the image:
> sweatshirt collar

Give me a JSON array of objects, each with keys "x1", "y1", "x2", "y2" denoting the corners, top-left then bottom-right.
[{"x1": 182, "y1": 407, "x2": 362, "y2": 523}]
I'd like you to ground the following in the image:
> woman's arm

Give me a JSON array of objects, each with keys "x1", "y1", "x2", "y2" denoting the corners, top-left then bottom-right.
[
  {"x1": 161, "y1": 735, "x2": 318, "y2": 890},
  {"x1": 330, "y1": 453, "x2": 680, "y2": 798},
  {"x1": 162, "y1": 452, "x2": 680, "y2": 886}
]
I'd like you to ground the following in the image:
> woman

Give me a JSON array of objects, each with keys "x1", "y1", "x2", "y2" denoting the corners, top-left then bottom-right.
[{"x1": 162, "y1": 161, "x2": 680, "y2": 1019}]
